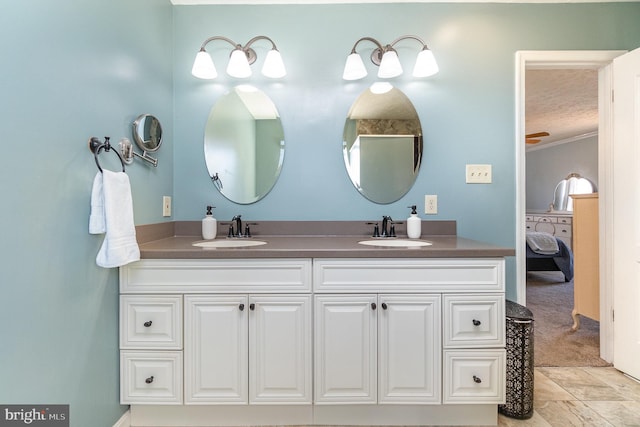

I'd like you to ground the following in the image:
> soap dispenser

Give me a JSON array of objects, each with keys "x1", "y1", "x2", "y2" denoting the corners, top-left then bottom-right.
[
  {"x1": 406, "y1": 205, "x2": 422, "y2": 239},
  {"x1": 202, "y1": 206, "x2": 217, "y2": 240}
]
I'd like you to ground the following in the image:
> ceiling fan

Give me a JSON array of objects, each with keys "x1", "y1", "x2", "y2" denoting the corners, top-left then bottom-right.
[{"x1": 525, "y1": 131, "x2": 550, "y2": 144}]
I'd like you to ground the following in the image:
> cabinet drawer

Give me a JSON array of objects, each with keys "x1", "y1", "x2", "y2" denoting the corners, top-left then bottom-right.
[
  {"x1": 443, "y1": 350, "x2": 505, "y2": 404},
  {"x1": 120, "y1": 295, "x2": 182, "y2": 349},
  {"x1": 313, "y1": 259, "x2": 504, "y2": 293},
  {"x1": 120, "y1": 351, "x2": 183, "y2": 404},
  {"x1": 555, "y1": 225, "x2": 572, "y2": 238},
  {"x1": 557, "y1": 217, "x2": 572, "y2": 225},
  {"x1": 121, "y1": 259, "x2": 312, "y2": 293},
  {"x1": 443, "y1": 295, "x2": 504, "y2": 348},
  {"x1": 533, "y1": 216, "x2": 556, "y2": 223}
]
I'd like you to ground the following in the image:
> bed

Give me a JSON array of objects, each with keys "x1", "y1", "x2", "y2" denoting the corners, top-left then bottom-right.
[{"x1": 526, "y1": 233, "x2": 574, "y2": 282}]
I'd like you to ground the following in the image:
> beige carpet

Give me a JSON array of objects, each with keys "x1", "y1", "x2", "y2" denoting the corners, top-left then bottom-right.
[{"x1": 526, "y1": 271, "x2": 610, "y2": 367}]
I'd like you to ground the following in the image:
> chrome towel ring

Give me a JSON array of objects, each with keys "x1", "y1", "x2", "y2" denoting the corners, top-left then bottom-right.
[{"x1": 88, "y1": 136, "x2": 126, "y2": 173}]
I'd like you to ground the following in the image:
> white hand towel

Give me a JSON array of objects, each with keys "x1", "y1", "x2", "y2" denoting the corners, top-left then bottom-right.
[
  {"x1": 90, "y1": 170, "x2": 140, "y2": 268},
  {"x1": 89, "y1": 172, "x2": 105, "y2": 234}
]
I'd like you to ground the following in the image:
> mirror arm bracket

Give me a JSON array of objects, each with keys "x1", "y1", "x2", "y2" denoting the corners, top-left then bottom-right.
[
  {"x1": 133, "y1": 151, "x2": 158, "y2": 167},
  {"x1": 119, "y1": 137, "x2": 159, "y2": 167}
]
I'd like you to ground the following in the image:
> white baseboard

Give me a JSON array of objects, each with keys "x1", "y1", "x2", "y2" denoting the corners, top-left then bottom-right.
[{"x1": 113, "y1": 410, "x2": 130, "y2": 427}]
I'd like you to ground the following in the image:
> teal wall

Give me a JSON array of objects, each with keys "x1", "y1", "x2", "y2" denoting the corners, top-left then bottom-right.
[
  {"x1": 173, "y1": 2, "x2": 640, "y2": 300},
  {"x1": 0, "y1": 1, "x2": 173, "y2": 426},
  {"x1": 1, "y1": 2, "x2": 640, "y2": 426}
]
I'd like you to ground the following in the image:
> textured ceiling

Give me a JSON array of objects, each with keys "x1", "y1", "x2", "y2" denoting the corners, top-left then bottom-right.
[{"x1": 525, "y1": 68, "x2": 599, "y2": 149}]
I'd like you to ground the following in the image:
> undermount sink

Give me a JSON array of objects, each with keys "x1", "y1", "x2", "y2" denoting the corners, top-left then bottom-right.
[
  {"x1": 193, "y1": 239, "x2": 267, "y2": 248},
  {"x1": 358, "y1": 239, "x2": 432, "y2": 248}
]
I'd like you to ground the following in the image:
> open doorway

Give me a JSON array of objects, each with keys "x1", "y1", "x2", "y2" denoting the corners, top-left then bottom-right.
[
  {"x1": 515, "y1": 50, "x2": 624, "y2": 365},
  {"x1": 524, "y1": 68, "x2": 602, "y2": 366}
]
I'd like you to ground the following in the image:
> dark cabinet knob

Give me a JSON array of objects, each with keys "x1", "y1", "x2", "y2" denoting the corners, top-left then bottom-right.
[
  {"x1": 239, "y1": 304, "x2": 245, "y2": 311},
  {"x1": 381, "y1": 302, "x2": 388, "y2": 310},
  {"x1": 143, "y1": 321, "x2": 152, "y2": 327},
  {"x1": 145, "y1": 376, "x2": 154, "y2": 384},
  {"x1": 472, "y1": 319, "x2": 481, "y2": 326},
  {"x1": 473, "y1": 375, "x2": 482, "y2": 384},
  {"x1": 250, "y1": 303, "x2": 255, "y2": 311},
  {"x1": 371, "y1": 302, "x2": 377, "y2": 310}
]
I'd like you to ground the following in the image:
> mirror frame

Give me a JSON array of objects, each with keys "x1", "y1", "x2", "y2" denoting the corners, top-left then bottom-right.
[{"x1": 132, "y1": 114, "x2": 163, "y2": 153}]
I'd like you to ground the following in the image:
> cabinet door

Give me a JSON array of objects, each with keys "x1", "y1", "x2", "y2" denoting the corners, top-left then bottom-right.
[
  {"x1": 249, "y1": 295, "x2": 312, "y2": 404},
  {"x1": 184, "y1": 295, "x2": 248, "y2": 404},
  {"x1": 378, "y1": 295, "x2": 441, "y2": 404},
  {"x1": 314, "y1": 295, "x2": 377, "y2": 404}
]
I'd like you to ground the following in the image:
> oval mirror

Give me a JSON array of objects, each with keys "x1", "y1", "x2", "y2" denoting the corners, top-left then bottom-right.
[
  {"x1": 132, "y1": 114, "x2": 163, "y2": 152},
  {"x1": 551, "y1": 173, "x2": 595, "y2": 211},
  {"x1": 343, "y1": 85, "x2": 423, "y2": 204},
  {"x1": 204, "y1": 85, "x2": 285, "y2": 204}
]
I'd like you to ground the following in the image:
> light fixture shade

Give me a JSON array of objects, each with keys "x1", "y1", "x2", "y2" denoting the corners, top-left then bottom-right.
[
  {"x1": 413, "y1": 48, "x2": 439, "y2": 77},
  {"x1": 192, "y1": 50, "x2": 217, "y2": 79},
  {"x1": 343, "y1": 53, "x2": 367, "y2": 80},
  {"x1": 262, "y1": 49, "x2": 286, "y2": 78},
  {"x1": 227, "y1": 49, "x2": 252, "y2": 78},
  {"x1": 378, "y1": 50, "x2": 403, "y2": 78}
]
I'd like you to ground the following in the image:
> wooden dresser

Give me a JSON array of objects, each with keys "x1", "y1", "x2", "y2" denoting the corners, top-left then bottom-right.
[
  {"x1": 570, "y1": 193, "x2": 599, "y2": 331},
  {"x1": 525, "y1": 211, "x2": 573, "y2": 250}
]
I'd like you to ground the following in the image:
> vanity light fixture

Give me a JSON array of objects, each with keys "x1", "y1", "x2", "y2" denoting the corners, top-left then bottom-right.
[
  {"x1": 343, "y1": 35, "x2": 438, "y2": 81},
  {"x1": 192, "y1": 35, "x2": 286, "y2": 79}
]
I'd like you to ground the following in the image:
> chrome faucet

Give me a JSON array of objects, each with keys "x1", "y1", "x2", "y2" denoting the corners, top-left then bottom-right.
[
  {"x1": 381, "y1": 215, "x2": 392, "y2": 237},
  {"x1": 232, "y1": 215, "x2": 243, "y2": 237}
]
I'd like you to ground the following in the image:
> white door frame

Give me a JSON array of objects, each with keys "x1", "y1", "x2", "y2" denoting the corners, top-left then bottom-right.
[{"x1": 515, "y1": 50, "x2": 625, "y2": 362}]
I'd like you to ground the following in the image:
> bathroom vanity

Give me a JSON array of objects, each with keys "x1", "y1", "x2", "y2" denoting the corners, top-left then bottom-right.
[{"x1": 119, "y1": 221, "x2": 514, "y2": 426}]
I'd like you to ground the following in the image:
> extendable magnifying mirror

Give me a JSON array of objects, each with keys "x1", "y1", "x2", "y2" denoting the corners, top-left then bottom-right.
[{"x1": 123, "y1": 114, "x2": 163, "y2": 167}]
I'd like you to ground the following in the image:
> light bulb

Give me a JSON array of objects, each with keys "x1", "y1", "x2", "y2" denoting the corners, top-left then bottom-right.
[
  {"x1": 227, "y1": 49, "x2": 252, "y2": 78},
  {"x1": 378, "y1": 50, "x2": 403, "y2": 79},
  {"x1": 191, "y1": 50, "x2": 217, "y2": 79},
  {"x1": 343, "y1": 52, "x2": 367, "y2": 80},
  {"x1": 413, "y1": 48, "x2": 439, "y2": 77},
  {"x1": 262, "y1": 49, "x2": 286, "y2": 78}
]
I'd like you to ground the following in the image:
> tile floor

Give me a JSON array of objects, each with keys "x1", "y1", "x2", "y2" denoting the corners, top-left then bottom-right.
[{"x1": 498, "y1": 367, "x2": 640, "y2": 426}]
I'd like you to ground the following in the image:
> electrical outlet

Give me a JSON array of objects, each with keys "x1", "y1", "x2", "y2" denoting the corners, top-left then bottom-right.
[
  {"x1": 466, "y1": 164, "x2": 492, "y2": 184},
  {"x1": 425, "y1": 195, "x2": 437, "y2": 215},
  {"x1": 162, "y1": 196, "x2": 172, "y2": 217}
]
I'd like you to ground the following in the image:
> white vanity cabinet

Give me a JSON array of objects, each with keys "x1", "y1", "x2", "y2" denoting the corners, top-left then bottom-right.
[
  {"x1": 119, "y1": 258, "x2": 312, "y2": 408},
  {"x1": 314, "y1": 294, "x2": 440, "y2": 404},
  {"x1": 313, "y1": 258, "x2": 505, "y2": 409},
  {"x1": 184, "y1": 294, "x2": 312, "y2": 404},
  {"x1": 120, "y1": 256, "x2": 506, "y2": 426}
]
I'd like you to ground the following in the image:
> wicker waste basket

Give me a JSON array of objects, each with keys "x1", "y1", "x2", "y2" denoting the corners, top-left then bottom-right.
[{"x1": 499, "y1": 299, "x2": 534, "y2": 419}]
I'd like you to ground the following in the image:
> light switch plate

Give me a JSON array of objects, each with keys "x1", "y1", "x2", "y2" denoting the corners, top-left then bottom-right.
[{"x1": 466, "y1": 164, "x2": 492, "y2": 184}]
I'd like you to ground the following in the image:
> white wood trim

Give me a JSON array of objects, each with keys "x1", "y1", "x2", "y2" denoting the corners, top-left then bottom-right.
[
  {"x1": 516, "y1": 49, "x2": 623, "y2": 361},
  {"x1": 112, "y1": 410, "x2": 130, "y2": 427},
  {"x1": 598, "y1": 64, "x2": 615, "y2": 362},
  {"x1": 130, "y1": 403, "x2": 496, "y2": 426}
]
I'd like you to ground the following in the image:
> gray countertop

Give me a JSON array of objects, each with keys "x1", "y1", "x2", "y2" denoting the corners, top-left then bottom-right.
[{"x1": 138, "y1": 232, "x2": 514, "y2": 260}]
